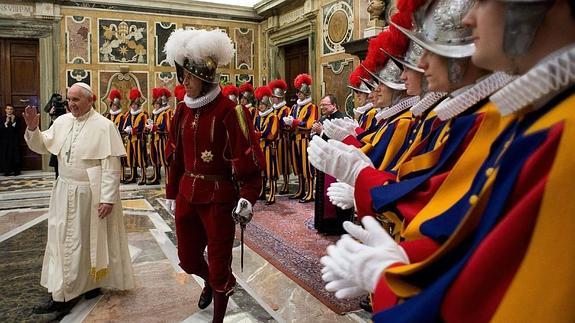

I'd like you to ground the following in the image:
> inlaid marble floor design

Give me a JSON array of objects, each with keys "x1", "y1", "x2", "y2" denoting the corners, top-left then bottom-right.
[{"x1": 0, "y1": 172, "x2": 370, "y2": 323}]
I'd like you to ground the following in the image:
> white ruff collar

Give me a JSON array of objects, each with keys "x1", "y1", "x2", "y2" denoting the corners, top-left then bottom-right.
[
  {"x1": 434, "y1": 72, "x2": 515, "y2": 121},
  {"x1": 273, "y1": 101, "x2": 286, "y2": 110},
  {"x1": 109, "y1": 109, "x2": 122, "y2": 116},
  {"x1": 410, "y1": 92, "x2": 448, "y2": 117},
  {"x1": 491, "y1": 44, "x2": 575, "y2": 116},
  {"x1": 259, "y1": 107, "x2": 274, "y2": 117},
  {"x1": 153, "y1": 106, "x2": 169, "y2": 115},
  {"x1": 130, "y1": 108, "x2": 142, "y2": 116},
  {"x1": 297, "y1": 97, "x2": 312, "y2": 107},
  {"x1": 184, "y1": 86, "x2": 221, "y2": 109},
  {"x1": 376, "y1": 96, "x2": 420, "y2": 122},
  {"x1": 354, "y1": 102, "x2": 374, "y2": 117}
]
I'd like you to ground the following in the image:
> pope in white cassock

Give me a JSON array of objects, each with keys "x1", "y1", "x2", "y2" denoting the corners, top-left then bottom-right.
[{"x1": 23, "y1": 82, "x2": 134, "y2": 315}]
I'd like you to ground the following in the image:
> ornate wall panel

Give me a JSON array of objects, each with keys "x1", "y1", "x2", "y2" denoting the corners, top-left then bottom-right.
[
  {"x1": 235, "y1": 74, "x2": 253, "y2": 86},
  {"x1": 155, "y1": 22, "x2": 176, "y2": 66},
  {"x1": 67, "y1": 69, "x2": 91, "y2": 87},
  {"x1": 322, "y1": 0, "x2": 354, "y2": 56},
  {"x1": 322, "y1": 59, "x2": 354, "y2": 116},
  {"x1": 234, "y1": 28, "x2": 254, "y2": 70},
  {"x1": 98, "y1": 19, "x2": 148, "y2": 64},
  {"x1": 65, "y1": 16, "x2": 91, "y2": 64},
  {"x1": 220, "y1": 74, "x2": 231, "y2": 84},
  {"x1": 99, "y1": 71, "x2": 148, "y2": 113}
]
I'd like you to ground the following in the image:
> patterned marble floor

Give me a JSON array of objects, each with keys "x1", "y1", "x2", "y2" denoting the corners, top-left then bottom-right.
[{"x1": 0, "y1": 172, "x2": 370, "y2": 323}]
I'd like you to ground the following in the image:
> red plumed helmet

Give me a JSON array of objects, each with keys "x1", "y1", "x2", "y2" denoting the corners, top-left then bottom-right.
[
  {"x1": 109, "y1": 88, "x2": 122, "y2": 101},
  {"x1": 162, "y1": 88, "x2": 172, "y2": 98},
  {"x1": 294, "y1": 73, "x2": 312, "y2": 96},
  {"x1": 294, "y1": 73, "x2": 312, "y2": 89},
  {"x1": 255, "y1": 86, "x2": 273, "y2": 107},
  {"x1": 254, "y1": 86, "x2": 272, "y2": 101},
  {"x1": 268, "y1": 79, "x2": 288, "y2": 98},
  {"x1": 222, "y1": 84, "x2": 240, "y2": 98},
  {"x1": 129, "y1": 87, "x2": 142, "y2": 101},
  {"x1": 174, "y1": 84, "x2": 186, "y2": 101},
  {"x1": 239, "y1": 82, "x2": 254, "y2": 94},
  {"x1": 152, "y1": 87, "x2": 163, "y2": 101},
  {"x1": 349, "y1": 68, "x2": 363, "y2": 88}
]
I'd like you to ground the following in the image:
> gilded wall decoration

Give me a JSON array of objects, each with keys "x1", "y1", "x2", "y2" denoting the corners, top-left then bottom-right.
[
  {"x1": 322, "y1": 1, "x2": 354, "y2": 56},
  {"x1": 67, "y1": 69, "x2": 91, "y2": 87},
  {"x1": 234, "y1": 28, "x2": 254, "y2": 70},
  {"x1": 99, "y1": 71, "x2": 149, "y2": 113},
  {"x1": 155, "y1": 22, "x2": 176, "y2": 66},
  {"x1": 322, "y1": 59, "x2": 354, "y2": 117},
  {"x1": 98, "y1": 19, "x2": 148, "y2": 64},
  {"x1": 66, "y1": 16, "x2": 91, "y2": 64},
  {"x1": 235, "y1": 74, "x2": 253, "y2": 86}
]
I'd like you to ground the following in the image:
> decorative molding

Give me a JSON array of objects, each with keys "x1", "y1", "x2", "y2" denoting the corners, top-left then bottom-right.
[
  {"x1": 235, "y1": 74, "x2": 253, "y2": 86},
  {"x1": 279, "y1": 7, "x2": 304, "y2": 27}
]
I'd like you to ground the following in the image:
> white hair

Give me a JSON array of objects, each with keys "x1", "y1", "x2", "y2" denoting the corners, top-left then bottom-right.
[{"x1": 71, "y1": 82, "x2": 93, "y2": 99}]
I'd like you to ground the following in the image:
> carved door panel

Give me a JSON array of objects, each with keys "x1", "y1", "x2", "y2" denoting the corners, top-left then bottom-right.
[
  {"x1": 0, "y1": 38, "x2": 42, "y2": 170},
  {"x1": 283, "y1": 39, "x2": 309, "y2": 108}
]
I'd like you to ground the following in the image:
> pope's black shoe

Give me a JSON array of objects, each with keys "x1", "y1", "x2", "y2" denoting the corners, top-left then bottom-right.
[
  {"x1": 198, "y1": 285, "x2": 213, "y2": 309},
  {"x1": 84, "y1": 288, "x2": 102, "y2": 299},
  {"x1": 33, "y1": 297, "x2": 76, "y2": 315}
]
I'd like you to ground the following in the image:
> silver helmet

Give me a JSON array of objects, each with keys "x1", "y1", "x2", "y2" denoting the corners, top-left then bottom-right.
[
  {"x1": 381, "y1": 40, "x2": 425, "y2": 73},
  {"x1": 362, "y1": 59, "x2": 406, "y2": 91},
  {"x1": 392, "y1": 0, "x2": 476, "y2": 58},
  {"x1": 347, "y1": 80, "x2": 372, "y2": 94},
  {"x1": 498, "y1": 0, "x2": 554, "y2": 57}
]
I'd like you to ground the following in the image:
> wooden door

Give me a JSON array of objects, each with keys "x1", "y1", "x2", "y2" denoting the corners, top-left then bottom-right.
[
  {"x1": 0, "y1": 38, "x2": 41, "y2": 170},
  {"x1": 283, "y1": 39, "x2": 309, "y2": 107}
]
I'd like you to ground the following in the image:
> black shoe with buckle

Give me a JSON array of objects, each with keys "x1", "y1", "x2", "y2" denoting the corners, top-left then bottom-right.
[{"x1": 198, "y1": 285, "x2": 213, "y2": 309}]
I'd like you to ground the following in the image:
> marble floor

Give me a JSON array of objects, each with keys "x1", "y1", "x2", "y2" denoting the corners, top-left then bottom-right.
[{"x1": 0, "y1": 172, "x2": 371, "y2": 323}]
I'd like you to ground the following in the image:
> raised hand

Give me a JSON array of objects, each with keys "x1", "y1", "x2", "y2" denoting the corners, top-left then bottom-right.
[{"x1": 23, "y1": 105, "x2": 39, "y2": 130}]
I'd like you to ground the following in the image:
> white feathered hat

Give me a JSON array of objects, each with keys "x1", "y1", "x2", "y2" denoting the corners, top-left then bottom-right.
[{"x1": 164, "y1": 28, "x2": 235, "y2": 84}]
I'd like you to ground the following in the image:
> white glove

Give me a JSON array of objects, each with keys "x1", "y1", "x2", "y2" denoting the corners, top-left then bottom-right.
[
  {"x1": 282, "y1": 116, "x2": 294, "y2": 127},
  {"x1": 321, "y1": 216, "x2": 409, "y2": 295},
  {"x1": 145, "y1": 124, "x2": 153, "y2": 130},
  {"x1": 147, "y1": 118, "x2": 154, "y2": 126},
  {"x1": 331, "y1": 118, "x2": 361, "y2": 134},
  {"x1": 165, "y1": 199, "x2": 176, "y2": 213},
  {"x1": 124, "y1": 126, "x2": 133, "y2": 134},
  {"x1": 233, "y1": 197, "x2": 253, "y2": 225},
  {"x1": 307, "y1": 137, "x2": 373, "y2": 186},
  {"x1": 323, "y1": 119, "x2": 355, "y2": 141},
  {"x1": 327, "y1": 182, "x2": 355, "y2": 210}
]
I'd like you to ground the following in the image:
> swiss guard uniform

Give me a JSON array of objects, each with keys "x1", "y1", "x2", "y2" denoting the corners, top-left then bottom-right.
[
  {"x1": 268, "y1": 79, "x2": 292, "y2": 194},
  {"x1": 122, "y1": 88, "x2": 148, "y2": 185},
  {"x1": 105, "y1": 88, "x2": 127, "y2": 182},
  {"x1": 146, "y1": 87, "x2": 172, "y2": 185},
  {"x1": 164, "y1": 29, "x2": 265, "y2": 323},
  {"x1": 254, "y1": 86, "x2": 279, "y2": 205},
  {"x1": 348, "y1": 67, "x2": 374, "y2": 123},
  {"x1": 283, "y1": 73, "x2": 318, "y2": 203},
  {"x1": 239, "y1": 82, "x2": 257, "y2": 122}
]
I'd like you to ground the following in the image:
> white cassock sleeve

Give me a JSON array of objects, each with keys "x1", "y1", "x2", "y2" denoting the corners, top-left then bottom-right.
[
  {"x1": 24, "y1": 128, "x2": 52, "y2": 155},
  {"x1": 100, "y1": 156, "x2": 122, "y2": 204}
]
